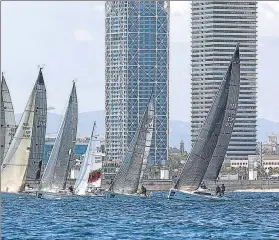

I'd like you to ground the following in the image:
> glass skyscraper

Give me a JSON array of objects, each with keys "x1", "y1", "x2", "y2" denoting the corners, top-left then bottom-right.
[
  {"x1": 191, "y1": 1, "x2": 257, "y2": 163},
  {"x1": 105, "y1": 1, "x2": 169, "y2": 165}
]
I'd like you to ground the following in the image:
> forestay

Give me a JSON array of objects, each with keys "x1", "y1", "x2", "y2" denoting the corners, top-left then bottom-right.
[
  {"x1": 110, "y1": 98, "x2": 155, "y2": 194},
  {"x1": 40, "y1": 82, "x2": 78, "y2": 192},
  {"x1": 175, "y1": 44, "x2": 241, "y2": 192}
]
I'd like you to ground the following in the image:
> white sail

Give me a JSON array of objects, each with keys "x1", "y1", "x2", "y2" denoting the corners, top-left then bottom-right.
[
  {"x1": 1, "y1": 74, "x2": 16, "y2": 164},
  {"x1": 1, "y1": 88, "x2": 36, "y2": 193},
  {"x1": 89, "y1": 138, "x2": 103, "y2": 189},
  {"x1": 74, "y1": 122, "x2": 103, "y2": 195}
]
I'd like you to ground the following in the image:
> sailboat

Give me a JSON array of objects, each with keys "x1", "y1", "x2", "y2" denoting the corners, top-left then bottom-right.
[
  {"x1": 74, "y1": 121, "x2": 104, "y2": 196},
  {"x1": 168, "y1": 44, "x2": 240, "y2": 200},
  {"x1": 38, "y1": 81, "x2": 78, "y2": 199},
  {"x1": 24, "y1": 69, "x2": 47, "y2": 192},
  {"x1": 1, "y1": 68, "x2": 47, "y2": 193},
  {"x1": 0, "y1": 73, "x2": 17, "y2": 165},
  {"x1": 106, "y1": 96, "x2": 155, "y2": 198}
]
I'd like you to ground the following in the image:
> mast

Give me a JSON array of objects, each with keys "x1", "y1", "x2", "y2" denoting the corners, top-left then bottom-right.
[
  {"x1": 175, "y1": 44, "x2": 241, "y2": 191},
  {"x1": 24, "y1": 68, "x2": 47, "y2": 188},
  {"x1": 0, "y1": 73, "x2": 16, "y2": 164},
  {"x1": 110, "y1": 96, "x2": 155, "y2": 194},
  {"x1": 203, "y1": 45, "x2": 240, "y2": 181},
  {"x1": 40, "y1": 81, "x2": 78, "y2": 191}
]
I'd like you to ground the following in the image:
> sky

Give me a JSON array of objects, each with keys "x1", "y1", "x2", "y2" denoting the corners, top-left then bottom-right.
[{"x1": 1, "y1": 1, "x2": 279, "y2": 123}]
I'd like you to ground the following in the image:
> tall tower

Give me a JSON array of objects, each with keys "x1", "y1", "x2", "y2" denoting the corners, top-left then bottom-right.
[
  {"x1": 191, "y1": 1, "x2": 257, "y2": 163},
  {"x1": 105, "y1": 1, "x2": 169, "y2": 165}
]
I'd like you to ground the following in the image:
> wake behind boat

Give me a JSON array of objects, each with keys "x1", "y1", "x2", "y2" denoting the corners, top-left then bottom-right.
[{"x1": 168, "y1": 44, "x2": 241, "y2": 201}]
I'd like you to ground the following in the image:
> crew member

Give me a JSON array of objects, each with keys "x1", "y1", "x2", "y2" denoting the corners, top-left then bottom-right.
[
  {"x1": 141, "y1": 185, "x2": 147, "y2": 197},
  {"x1": 221, "y1": 184, "x2": 225, "y2": 196},
  {"x1": 200, "y1": 181, "x2": 207, "y2": 189},
  {"x1": 216, "y1": 185, "x2": 221, "y2": 196},
  {"x1": 68, "y1": 186, "x2": 74, "y2": 194}
]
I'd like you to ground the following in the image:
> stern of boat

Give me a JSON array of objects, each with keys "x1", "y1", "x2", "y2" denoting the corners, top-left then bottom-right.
[{"x1": 168, "y1": 188, "x2": 177, "y2": 199}]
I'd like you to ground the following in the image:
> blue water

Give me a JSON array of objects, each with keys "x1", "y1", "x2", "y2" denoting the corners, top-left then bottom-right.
[{"x1": 2, "y1": 192, "x2": 279, "y2": 240}]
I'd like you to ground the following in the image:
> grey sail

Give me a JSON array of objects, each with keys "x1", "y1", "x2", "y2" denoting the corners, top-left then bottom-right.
[
  {"x1": 204, "y1": 46, "x2": 240, "y2": 181},
  {"x1": 1, "y1": 73, "x2": 16, "y2": 164},
  {"x1": 40, "y1": 82, "x2": 78, "y2": 192},
  {"x1": 24, "y1": 69, "x2": 47, "y2": 188},
  {"x1": 175, "y1": 44, "x2": 240, "y2": 191},
  {"x1": 110, "y1": 97, "x2": 155, "y2": 194}
]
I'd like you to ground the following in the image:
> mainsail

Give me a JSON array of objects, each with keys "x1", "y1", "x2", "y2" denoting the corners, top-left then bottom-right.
[
  {"x1": 40, "y1": 82, "x2": 78, "y2": 192},
  {"x1": 74, "y1": 122, "x2": 103, "y2": 195},
  {"x1": 110, "y1": 97, "x2": 155, "y2": 194},
  {"x1": 1, "y1": 83, "x2": 37, "y2": 192},
  {"x1": 175, "y1": 44, "x2": 241, "y2": 191},
  {"x1": 25, "y1": 69, "x2": 47, "y2": 188},
  {"x1": 1, "y1": 74, "x2": 17, "y2": 164},
  {"x1": 204, "y1": 45, "x2": 240, "y2": 181}
]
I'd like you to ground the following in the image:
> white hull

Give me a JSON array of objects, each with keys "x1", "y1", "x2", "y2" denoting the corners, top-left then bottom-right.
[
  {"x1": 168, "y1": 188, "x2": 225, "y2": 200},
  {"x1": 105, "y1": 191, "x2": 152, "y2": 199},
  {"x1": 37, "y1": 191, "x2": 74, "y2": 200},
  {"x1": 85, "y1": 192, "x2": 106, "y2": 198}
]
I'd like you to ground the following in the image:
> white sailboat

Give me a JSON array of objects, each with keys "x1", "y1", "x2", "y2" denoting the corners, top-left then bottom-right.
[
  {"x1": 106, "y1": 95, "x2": 155, "y2": 198},
  {"x1": 168, "y1": 44, "x2": 241, "y2": 200},
  {"x1": 38, "y1": 81, "x2": 78, "y2": 199},
  {"x1": 0, "y1": 73, "x2": 17, "y2": 164},
  {"x1": 74, "y1": 122, "x2": 104, "y2": 196},
  {"x1": 1, "y1": 69, "x2": 47, "y2": 193}
]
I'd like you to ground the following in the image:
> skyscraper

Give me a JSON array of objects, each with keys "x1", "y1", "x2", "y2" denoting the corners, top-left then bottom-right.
[
  {"x1": 191, "y1": 1, "x2": 257, "y2": 163},
  {"x1": 105, "y1": 1, "x2": 169, "y2": 165}
]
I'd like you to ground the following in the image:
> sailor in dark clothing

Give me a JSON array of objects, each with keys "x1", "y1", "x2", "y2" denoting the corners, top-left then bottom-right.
[
  {"x1": 216, "y1": 185, "x2": 221, "y2": 196},
  {"x1": 220, "y1": 184, "x2": 225, "y2": 196},
  {"x1": 141, "y1": 185, "x2": 147, "y2": 197},
  {"x1": 200, "y1": 181, "x2": 207, "y2": 189},
  {"x1": 68, "y1": 186, "x2": 74, "y2": 194}
]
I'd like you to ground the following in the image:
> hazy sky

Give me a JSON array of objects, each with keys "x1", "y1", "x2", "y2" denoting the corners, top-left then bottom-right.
[{"x1": 1, "y1": 1, "x2": 279, "y2": 122}]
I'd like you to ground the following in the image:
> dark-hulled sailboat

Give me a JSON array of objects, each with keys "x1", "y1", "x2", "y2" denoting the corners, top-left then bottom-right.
[
  {"x1": 1, "y1": 69, "x2": 47, "y2": 193},
  {"x1": 38, "y1": 81, "x2": 78, "y2": 198},
  {"x1": 106, "y1": 96, "x2": 155, "y2": 198},
  {"x1": 168, "y1": 44, "x2": 240, "y2": 200}
]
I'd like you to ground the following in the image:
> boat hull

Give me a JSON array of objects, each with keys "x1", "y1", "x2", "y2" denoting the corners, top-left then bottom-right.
[
  {"x1": 105, "y1": 191, "x2": 151, "y2": 199},
  {"x1": 37, "y1": 191, "x2": 74, "y2": 200},
  {"x1": 168, "y1": 188, "x2": 225, "y2": 200}
]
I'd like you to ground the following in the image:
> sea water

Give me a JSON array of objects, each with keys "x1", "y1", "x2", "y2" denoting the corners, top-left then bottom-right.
[{"x1": 2, "y1": 192, "x2": 278, "y2": 239}]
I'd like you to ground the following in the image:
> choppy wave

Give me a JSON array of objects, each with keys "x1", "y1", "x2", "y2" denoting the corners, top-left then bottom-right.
[{"x1": 2, "y1": 192, "x2": 279, "y2": 240}]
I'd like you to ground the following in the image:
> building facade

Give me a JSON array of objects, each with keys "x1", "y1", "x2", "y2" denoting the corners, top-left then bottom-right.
[
  {"x1": 191, "y1": 1, "x2": 257, "y2": 163},
  {"x1": 105, "y1": 1, "x2": 169, "y2": 165}
]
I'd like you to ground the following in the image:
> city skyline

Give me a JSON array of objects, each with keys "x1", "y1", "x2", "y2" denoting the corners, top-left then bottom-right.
[
  {"x1": 105, "y1": 1, "x2": 169, "y2": 164},
  {"x1": 191, "y1": 1, "x2": 257, "y2": 162},
  {"x1": 1, "y1": 1, "x2": 279, "y2": 123}
]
